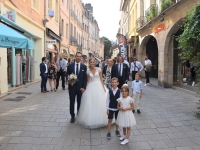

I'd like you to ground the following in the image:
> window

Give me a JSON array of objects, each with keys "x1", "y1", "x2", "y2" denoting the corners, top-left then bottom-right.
[
  {"x1": 70, "y1": 23, "x2": 73, "y2": 37},
  {"x1": 32, "y1": 0, "x2": 39, "y2": 12},
  {"x1": 55, "y1": 0, "x2": 59, "y2": 22},
  {"x1": 74, "y1": 26, "x2": 76, "y2": 38},
  {"x1": 48, "y1": 0, "x2": 52, "y2": 8},
  {"x1": 61, "y1": 19, "x2": 64, "y2": 36},
  {"x1": 66, "y1": 0, "x2": 68, "y2": 9},
  {"x1": 66, "y1": 23, "x2": 68, "y2": 39}
]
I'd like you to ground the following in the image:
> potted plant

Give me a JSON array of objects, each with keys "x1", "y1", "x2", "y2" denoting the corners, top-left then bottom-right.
[{"x1": 151, "y1": 5, "x2": 157, "y2": 18}]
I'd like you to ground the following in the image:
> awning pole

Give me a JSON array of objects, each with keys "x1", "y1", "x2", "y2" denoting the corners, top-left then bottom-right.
[{"x1": 11, "y1": 47, "x2": 16, "y2": 87}]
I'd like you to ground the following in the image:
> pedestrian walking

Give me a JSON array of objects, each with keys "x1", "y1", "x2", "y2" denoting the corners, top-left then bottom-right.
[
  {"x1": 111, "y1": 56, "x2": 129, "y2": 89},
  {"x1": 56, "y1": 54, "x2": 67, "y2": 90},
  {"x1": 40, "y1": 57, "x2": 49, "y2": 93},
  {"x1": 116, "y1": 84, "x2": 136, "y2": 145},
  {"x1": 106, "y1": 77, "x2": 121, "y2": 140},
  {"x1": 131, "y1": 73, "x2": 143, "y2": 114},
  {"x1": 48, "y1": 59, "x2": 57, "y2": 92},
  {"x1": 130, "y1": 57, "x2": 143, "y2": 80},
  {"x1": 144, "y1": 54, "x2": 152, "y2": 86},
  {"x1": 103, "y1": 59, "x2": 113, "y2": 89},
  {"x1": 21, "y1": 56, "x2": 26, "y2": 85}
]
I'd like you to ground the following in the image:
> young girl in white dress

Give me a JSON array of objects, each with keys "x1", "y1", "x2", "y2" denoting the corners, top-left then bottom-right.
[{"x1": 116, "y1": 84, "x2": 136, "y2": 145}]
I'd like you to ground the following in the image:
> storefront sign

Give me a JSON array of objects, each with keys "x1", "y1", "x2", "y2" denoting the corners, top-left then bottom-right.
[
  {"x1": 1, "y1": 37, "x2": 19, "y2": 45},
  {"x1": 154, "y1": 23, "x2": 166, "y2": 34},
  {"x1": 6, "y1": 10, "x2": 16, "y2": 23},
  {"x1": 46, "y1": 40, "x2": 56, "y2": 44}
]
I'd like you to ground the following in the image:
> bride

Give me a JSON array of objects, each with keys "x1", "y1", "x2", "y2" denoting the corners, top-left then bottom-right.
[{"x1": 77, "y1": 58, "x2": 108, "y2": 128}]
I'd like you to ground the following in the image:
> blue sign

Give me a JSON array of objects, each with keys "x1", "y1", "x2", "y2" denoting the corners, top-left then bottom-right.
[{"x1": 48, "y1": 9, "x2": 54, "y2": 17}]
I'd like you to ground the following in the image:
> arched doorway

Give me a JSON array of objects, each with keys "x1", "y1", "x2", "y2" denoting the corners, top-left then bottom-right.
[{"x1": 146, "y1": 36, "x2": 158, "y2": 78}]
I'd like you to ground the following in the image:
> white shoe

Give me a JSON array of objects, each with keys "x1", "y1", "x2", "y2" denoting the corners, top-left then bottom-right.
[
  {"x1": 144, "y1": 84, "x2": 147, "y2": 86},
  {"x1": 121, "y1": 139, "x2": 129, "y2": 145},
  {"x1": 147, "y1": 83, "x2": 150, "y2": 85},
  {"x1": 119, "y1": 136, "x2": 125, "y2": 141}
]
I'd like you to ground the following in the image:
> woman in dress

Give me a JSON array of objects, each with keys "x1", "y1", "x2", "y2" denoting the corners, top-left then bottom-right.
[
  {"x1": 77, "y1": 58, "x2": 108, "y2": 128},
  {"x1": 48, "y1": 59, "x2": 57, "y2": 91},
  {"x1": 103, "y1": 59, "x2": 113, "y2": 89}
]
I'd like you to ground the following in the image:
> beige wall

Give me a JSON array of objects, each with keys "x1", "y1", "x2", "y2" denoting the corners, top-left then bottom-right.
[{"x1": 0, "y1": 48, "x2": 8, "y2": 94}]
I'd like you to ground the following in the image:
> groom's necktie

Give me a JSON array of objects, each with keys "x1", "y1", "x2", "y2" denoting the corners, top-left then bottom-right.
[{"x1": 76, "y1": 64, "x2": 79, "y2": 75}]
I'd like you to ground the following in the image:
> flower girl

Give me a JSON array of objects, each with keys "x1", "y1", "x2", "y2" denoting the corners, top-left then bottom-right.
[{"x1": 116, "y1": 84, "x2": 136, "y2": 145}]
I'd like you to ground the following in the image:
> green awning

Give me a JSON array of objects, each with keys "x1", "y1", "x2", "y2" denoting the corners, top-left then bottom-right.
[{"x1": 0, "y1": 24, "x2": 34, "y2": 49}]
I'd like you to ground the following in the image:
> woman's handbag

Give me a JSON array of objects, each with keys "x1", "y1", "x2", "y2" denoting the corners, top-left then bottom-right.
[{"x1": 145, "y1": 65, "x2": 152, "y2": 72}]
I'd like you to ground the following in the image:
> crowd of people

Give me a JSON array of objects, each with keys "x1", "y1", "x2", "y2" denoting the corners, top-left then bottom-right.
[{"x1": 39, "y1": 52, "x2": 152, "y2": 145}]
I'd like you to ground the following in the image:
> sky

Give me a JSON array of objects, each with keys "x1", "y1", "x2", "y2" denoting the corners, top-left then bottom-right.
[{"x1": 82, "y1": 0, "x2": 121, "y2": 41}]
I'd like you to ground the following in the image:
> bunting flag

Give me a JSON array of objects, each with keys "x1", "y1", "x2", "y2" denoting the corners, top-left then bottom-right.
[{"x1": 116, "y1": 34, "x2": 128, "y2": 60}]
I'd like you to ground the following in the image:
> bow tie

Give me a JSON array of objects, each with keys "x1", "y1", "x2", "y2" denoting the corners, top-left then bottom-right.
[{"x1": 136, "y1": 80, "x2": 139, "y2": 82}]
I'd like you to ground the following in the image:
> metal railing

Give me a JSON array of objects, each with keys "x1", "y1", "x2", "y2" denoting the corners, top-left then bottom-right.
[
  {"x1": 145, "y1": 4, "x2": 158, "y2": 23},
  {"x1": 136, "y1": 16, "x2": 146, "y2": 30},
  {"x1": 70, "y1": 36, "x2": 77, "y2": 45},
  {"x1": 161, "y1": 0, "x2": 180, "y2": 12}
]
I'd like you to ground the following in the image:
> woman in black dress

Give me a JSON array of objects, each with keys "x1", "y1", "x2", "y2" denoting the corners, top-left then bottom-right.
[{"x1": 48, "y1": 59, "x2": 57, "y2": 91}]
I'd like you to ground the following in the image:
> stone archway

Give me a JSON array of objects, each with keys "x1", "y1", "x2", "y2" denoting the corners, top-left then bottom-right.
[{"x1": 140, "y1": 35, "x2": 158, "y2": 78}]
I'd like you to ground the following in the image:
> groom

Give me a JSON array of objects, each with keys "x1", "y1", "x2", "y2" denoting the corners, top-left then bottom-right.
[{"x1": 67, "y1": 52, "x2": 87, "y2": 123}]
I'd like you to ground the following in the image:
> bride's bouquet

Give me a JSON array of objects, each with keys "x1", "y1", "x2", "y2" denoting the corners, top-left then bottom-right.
[{"x1": 68, "y1": 73, "x2": 78, "y2": 86}]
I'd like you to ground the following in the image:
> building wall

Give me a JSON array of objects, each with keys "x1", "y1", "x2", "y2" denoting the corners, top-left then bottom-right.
[{"x1": 0, "y1": 48, "x2": 8, "y2": 94}]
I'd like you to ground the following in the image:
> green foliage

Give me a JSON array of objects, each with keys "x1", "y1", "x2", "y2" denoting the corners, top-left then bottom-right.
[
  {"x1": 146, "y1": 5, "x2": 157, "y2": 22},
  {"x1": 101, "y1": 36, "x2": 113, "y2": 58},
  {"x1": 161, "y1": 0, "x2": 174, "y2": 11},
  {"x1": 176, "y1": 3, "x2": 200, "y2": 116}
]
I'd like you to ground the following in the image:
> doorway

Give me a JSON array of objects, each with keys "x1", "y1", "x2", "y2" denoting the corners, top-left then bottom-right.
[{"x1": 146, "y1": 36, "x2": 158, "y2": 78}]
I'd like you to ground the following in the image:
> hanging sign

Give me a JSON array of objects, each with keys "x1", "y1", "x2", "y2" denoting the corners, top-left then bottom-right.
[{"x1": 6, "y1": 10, "x2": 16, "y2": 23}]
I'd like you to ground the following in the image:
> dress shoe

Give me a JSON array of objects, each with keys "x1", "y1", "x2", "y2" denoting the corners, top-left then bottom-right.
[
  {"x1": 45, "y1": 90, "x2": 49, "y2": 92},
  {"x1": 132, "y1": 110, "x2": 135, "y2": 113},
  {"x1": 63, "y1": 88, "x2": 66, "y2": 90},
  {"x1": 70, "y1": 118, "x2": 75, "y2": 123},
  {"x1": 41, "y1": 91, "x2": 46, "y2": 93},
  {"x1": 137, "y1": 110, "x2": 141, "y2": 114}
]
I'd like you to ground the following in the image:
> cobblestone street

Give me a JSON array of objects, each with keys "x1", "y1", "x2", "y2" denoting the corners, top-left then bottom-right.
[{"x1": 0, "y1": 81, "x2": 200, "y2": 150}]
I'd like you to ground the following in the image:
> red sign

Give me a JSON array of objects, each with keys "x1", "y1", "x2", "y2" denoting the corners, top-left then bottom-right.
[{"x1": 154, "y1": 23, "x2": 166, "y2": 34}]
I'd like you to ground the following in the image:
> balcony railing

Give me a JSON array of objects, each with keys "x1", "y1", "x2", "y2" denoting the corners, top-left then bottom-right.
[
  {"x1": 136, "y1": 16, "x2": 146, "y2": 30},
  {"x1": 161, "y1": 0, "x2": 180, "y2": 12},
  {"x1": 70, "y1": 36, "x2": 77, "y2": 45},
  {"x1": 145, "y1": 4, "x2": 158, "y2": 23}
]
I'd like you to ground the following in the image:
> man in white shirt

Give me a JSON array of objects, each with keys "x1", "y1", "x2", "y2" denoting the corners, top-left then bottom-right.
[
  {"x1": 144, "y1": 54, "x2": 152, "y2": 86},
  {"x1": 130, "y1": 57, "x2": 144, "y2": 80}
]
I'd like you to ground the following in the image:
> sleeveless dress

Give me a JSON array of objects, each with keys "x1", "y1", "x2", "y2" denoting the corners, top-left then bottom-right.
[
  {"x1": 116, "y1": 96, "x2": 136, "y2": 127},
  {"x1": 77, "y1": 68, "x2": 108, "y2": 128}
]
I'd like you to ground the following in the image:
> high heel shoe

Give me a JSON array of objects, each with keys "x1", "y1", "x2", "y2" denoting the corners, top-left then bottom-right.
[
  {"x1": 54, "y1": 88, "x2": 56, "y2": 92},
  {"x1": 51, "y1": 89, "x2": 53, "y2": 92}
]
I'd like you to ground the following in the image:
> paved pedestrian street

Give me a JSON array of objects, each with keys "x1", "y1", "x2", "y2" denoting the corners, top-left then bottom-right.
[{"x1": 0, "y1": 82, "x2": 200, "y2": 150}]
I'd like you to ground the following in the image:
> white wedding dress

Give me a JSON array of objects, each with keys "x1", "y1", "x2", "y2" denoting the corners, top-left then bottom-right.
[{"x1": 77, "y1": 68, "x2": 108, "y2": 128}]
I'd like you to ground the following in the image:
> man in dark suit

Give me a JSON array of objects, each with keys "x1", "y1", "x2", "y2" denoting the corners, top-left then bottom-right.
[
  {"x1": 40, "y1": 57, "x2": 49, "y2": 93},
  {"x1": 111, "y1": 56, "x2": 129, "y2": 89},
  {"x1": 67, "y1": 52, "x2": 87, "y2": 123}
]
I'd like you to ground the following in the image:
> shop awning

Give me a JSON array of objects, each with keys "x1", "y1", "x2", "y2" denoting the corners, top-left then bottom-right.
[{"x1": 0, "y1": 24, "x2": 34, "y2": 49}]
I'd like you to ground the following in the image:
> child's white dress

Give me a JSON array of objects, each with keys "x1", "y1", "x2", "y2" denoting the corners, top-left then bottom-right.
[{"x1": 116, "y1": 96, "x2": 136, "y2": 127}]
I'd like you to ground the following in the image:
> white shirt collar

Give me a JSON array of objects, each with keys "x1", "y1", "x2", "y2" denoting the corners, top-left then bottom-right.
[
  {"x1": 112, "y1": 87, "x2": 119, "y2": 91},
  {"x1": 75, "y1": 62, "x2": 80, "y2": 65}
]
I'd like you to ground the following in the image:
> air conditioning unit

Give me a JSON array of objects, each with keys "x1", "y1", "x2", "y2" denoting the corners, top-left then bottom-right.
[{"x1": 48, "y1": 9, "x2": 54, "y2": 17}]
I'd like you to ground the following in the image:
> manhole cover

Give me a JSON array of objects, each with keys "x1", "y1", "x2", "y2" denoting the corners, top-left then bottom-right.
[
  {"x1": 4, "y1": 98, "x2": 23, "y2": 101},
  {"x1": 16, "y1": 96, "x2": 26, "y2": 98},
  {"x1": 16, "y1": 92, "x2": 32, "y2": 95}
]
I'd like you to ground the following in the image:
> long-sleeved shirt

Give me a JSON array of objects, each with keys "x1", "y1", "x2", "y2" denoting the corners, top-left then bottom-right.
[
  {"x1": 106, "y1": 88, "x2": 121, "y2": 111},
  {"x1": 130, "y1": 61, "x2": 144, "y2": 72},
  {"x1": 56, "y1": 59, "x2": 67, "y2": 71}
]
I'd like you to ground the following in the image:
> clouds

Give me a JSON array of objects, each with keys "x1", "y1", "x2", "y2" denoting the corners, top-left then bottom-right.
[{"x1": 82, "y1": 0, "x2": 121, "y2": 40}]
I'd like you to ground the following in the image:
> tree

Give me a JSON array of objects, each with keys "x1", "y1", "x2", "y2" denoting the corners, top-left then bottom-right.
[
  {"x1": 101, "y1": 36, "x2": 113, "y2": 58},
  {"x1": 176, "y1": 3, "x2": 200, "y2": 116}
]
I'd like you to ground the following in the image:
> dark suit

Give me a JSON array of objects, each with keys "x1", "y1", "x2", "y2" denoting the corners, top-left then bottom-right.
[
  {"x1": 67, "y1": 62, "x2": 87, "y2": 118},
  {"x1": 111, "y1": 63, "x2": 129, "y2": 89},
  {"x1": 40, "y1": 62, "x2": 48, "y2": 91}
]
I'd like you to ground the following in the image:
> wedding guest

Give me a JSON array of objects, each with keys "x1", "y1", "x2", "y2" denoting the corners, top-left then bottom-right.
[
  {"x1": 144, "y1": 54, "x2": 152, "y2": 86},
  {"x1": 111, "y1": 56, "x2": 129, "y2": 89},
  {"x1": 95, "y1": 59, "x2": 100, "y2": 67},
  {"x1": 40, "y1": 57, "x2": 49, "y2": 93},
  {"x1": 106, "y1": 77, "x2": 121, "y2": 140},
  {"x1": 103, "y1": 59, "x2": 113, "y2": 89},
  {"x1": 131, "y1": 73, "x2": 142, "y2": 114},
  {"x1": 48, "y1": 59, "x2": 57, "y2": 92},
  {"x1": 56, "y1": 54, "x2": 67, "y2": 90},
  {"x1": 116, "y1": 84, "x2": 136, "y2": 145},
  {"x1": 130, "y1": 57, "x2": 143, "y2": 80}
]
